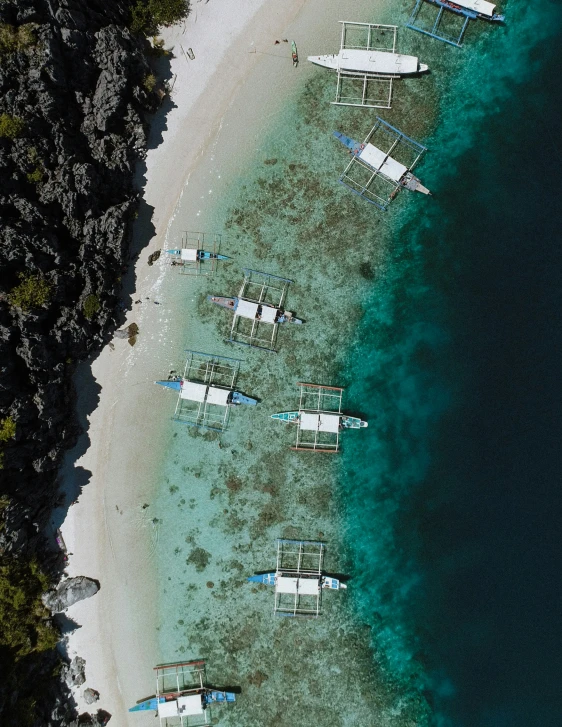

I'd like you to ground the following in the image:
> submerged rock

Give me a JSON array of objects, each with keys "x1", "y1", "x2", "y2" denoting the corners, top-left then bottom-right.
[{"x1": 42, "y1": 576, "x2": 100, "y2": 613}]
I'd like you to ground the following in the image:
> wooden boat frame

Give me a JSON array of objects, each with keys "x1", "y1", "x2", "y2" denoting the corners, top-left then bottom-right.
[
  {"x1": 333, "y1": 22, "x2": 399, "y2": 109},
  {"x1": 226, "y1": 269, "x2": 294, "y2": 352},
  {"x1": 274, "y1": 383, "x2": 346, "y2": 453},
  {"x1": 406, "y1": 0, "x2": 504, "y2": 47},
  {"x1": 167, "y1": 231, "x2": 222, "y2": 276},
  {"x1": 338, "y1": 116, "x2": 427, "y2": 210},
  {"x1": 172, "y1": 350, "x2": 241, "y2": 432},
  {"x1": 153, "y1": 659, "x2": 231, "y2": 726},
  {"x1": 273, "y1": 539, "x2": 325, "y2": 618}
]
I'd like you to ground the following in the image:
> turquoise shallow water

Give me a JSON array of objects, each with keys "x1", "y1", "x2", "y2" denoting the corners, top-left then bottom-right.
[{"x1": 143, "y1": 1, "x2": 562, "y2": 725}]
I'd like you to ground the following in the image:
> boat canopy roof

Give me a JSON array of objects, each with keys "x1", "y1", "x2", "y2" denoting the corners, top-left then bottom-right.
[
  {"x1": 300, "y1": 412, "x2": 341, "y2": 433},
  {"x1": 236, "y1": 299, "x2": 259, "y2": 319},
  {"x1": 340, "y1": 49, "x2": 418, "y2": 75},
  {"x1": 276, "y1": 576, "x2": 320, "y2": 595},
  {"x1": 206, "y1": 386, "x2": 230, "y2": 406},
  {"x1": 359, "y1": 143, "x2": 408, "y2": 182},
  {"x1": 180, "y1": 381, "x2": 207, "y2": 402},
  {"x1": 260, "y1": 305, "x2": 277, "y2": 323},
  {"x1": 158, "y1": 695, "x2": 203, "y2": 717},
  {"x1": 456, "y1": 0, "x2": 496, "y2": 17},
  {"x1": 181, "y1": 248, "x2": 198, "y2": 261}
]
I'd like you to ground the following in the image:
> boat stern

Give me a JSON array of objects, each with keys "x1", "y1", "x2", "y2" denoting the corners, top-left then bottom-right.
[{"x1": 419, "y1": 62, "x2": 429, "y2": 73}]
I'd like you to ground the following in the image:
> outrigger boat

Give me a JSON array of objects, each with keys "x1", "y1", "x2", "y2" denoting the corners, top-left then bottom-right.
[
  {"x1": 308, "y1": 23, "x2": 427, "y2": 109},
  {"x1": 129, "y1": 659, "x2": 236, "y2": 725},
  {"x1": 166, "y1": 231, "x2": 228, "y2": 276},
  {"x1": 208, "y1": 269, "x2": 302, "y2": 352},
  {"x1": 407, "y1": 0, "x2": 504, "y2": 47},
  {"x1": 334, "y1": 116, "x2": 429, "y2": 210},
  {"x1": 248, "y1": 540, "x2": 347, "y2": 618},
  {"x1": 272, "y1": 383, "x2": 367, "y2": 452},
  {"x1": 291, "y1": 40, "x2": 298, "y2": 66},
  {"x1": 156, "y1": 350, "x2": 256, "y2": 432}
]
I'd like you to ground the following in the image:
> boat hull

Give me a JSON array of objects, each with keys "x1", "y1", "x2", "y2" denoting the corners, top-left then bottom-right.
[
  {"x1": 231, "y1": 391, "x2": 258, "y2": 406},
  {"x1": 155, "y1": 379, "x2": 181, "y2": 391},
  {"x1": 341, "y1": 416, "x2": 368, "y2": 429},
  {"x1": 308, "y1": 49, "x2": 426, "y2": 76},
  {"x1": 248, "y1": 572, "x2": 346, "y2": 589},
  {"x1": 129, "y1": 697, "x2": 162, "y2": 712},
  {"x1": 271, "y1": 411, "x2": 300, "y2": 423}
]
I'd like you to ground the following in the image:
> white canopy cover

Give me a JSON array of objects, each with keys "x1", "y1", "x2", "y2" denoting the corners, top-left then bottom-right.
[
  {"x1": 180, "y1": 381, "x2": 207, "y2": 402},
  {"x1": 260, "y1": 305, "x2": 278, "y2": 324},
  {"x1": 236, "y1": 299, "x2": 259, "y2": 319},
  {"x1": 275, "y1": 576, "x2": 320, "y2": 595},
  {"x1": 318, "y1": 413, "x2": 341, "y2": 433},
  {"x1": 299, "y1": 412, "x2": 320, "y2": 431},
  {"x1": 206, "y1": 386, "x2": 230, "y2": 407},
  {"x1": 158, "y1": 700, "x2": 179, "y2": 718},
  {"x1": 177, "y1": 694, "x2": 204, "y2": 716},
  {"x1": 359, "y1": 143, "x2": 408, "y2": 182},
  {"x1": 456, "y1": 0, "x2": 496, "y2": 18},
  {"x1": 180, "y1": 248, "x2": 198, "y2": 261}
]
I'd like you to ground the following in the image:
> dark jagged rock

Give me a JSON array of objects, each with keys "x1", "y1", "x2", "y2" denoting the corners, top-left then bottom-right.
[
  {"x1": 0, "y1": 0, "x2": 167, "y2": 725},
  {"x1": 42, "y1": 575, "x2": 100, "y2": 613},
  {"x1": 62, "y1": 656, "x2": 86, "y2": 688}
]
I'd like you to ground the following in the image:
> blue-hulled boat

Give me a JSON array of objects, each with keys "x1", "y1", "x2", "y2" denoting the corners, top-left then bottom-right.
[
  {"x1": 248, "y1": 572, "x2": 347, "y2": 590},
  {"x1": 271, "y1": 411, "x2": 367, "y2": 429},
  {"x1": 166, "y1": 248, "x2": 230, "y2": 262},
  {"x1": 129, "y1": 659, "x2": 237, "y2": 718},
  {"x1": 155, "y1": 378, "x2": 257, "y2": 406}
]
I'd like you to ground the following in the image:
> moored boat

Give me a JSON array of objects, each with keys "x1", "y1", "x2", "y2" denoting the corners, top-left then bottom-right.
[
  {"x1": 291, "y1": 40, "x2": 298, "y2": 66},
  {"x1": 155, "y1": 378, "x2": 257, "y2": 406},
  {"x1": 308, "y1": 49, "x2": 428, "y2": 76},
  {"x1": 166, "y1": 248, "x2": 230, "y2": 263},
  {"x1": 271, "y1": 411, "x2": 368, "y2": 429},
  {"x1": 248, "y1": 572, "x2": 347, "y2": 590},
  {"x1": 208, "y1": 295, "x2": 302, "y2": 324}
]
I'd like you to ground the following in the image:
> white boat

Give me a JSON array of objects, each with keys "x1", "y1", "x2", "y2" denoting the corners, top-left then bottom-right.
[{"x1": 308, "y1": 49, "x2": 428, "y2": 77}]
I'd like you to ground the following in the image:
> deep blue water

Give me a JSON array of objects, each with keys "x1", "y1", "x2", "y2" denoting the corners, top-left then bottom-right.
[{"x1": 341, "y1": 3, "x2": 562, "y2": 725}]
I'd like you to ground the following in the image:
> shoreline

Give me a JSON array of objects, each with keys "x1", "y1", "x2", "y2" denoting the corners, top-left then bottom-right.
[{"x1": 59, "y1": 1, "x2": 307, "y2": 722}]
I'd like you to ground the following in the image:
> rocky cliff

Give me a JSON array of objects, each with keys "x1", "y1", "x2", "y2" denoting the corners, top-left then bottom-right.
[{"x1": 0, "y1": 0, "x2": 161, "y2": 724}]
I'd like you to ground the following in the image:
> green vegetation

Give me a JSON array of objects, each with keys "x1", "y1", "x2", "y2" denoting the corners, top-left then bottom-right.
[
  {"x1": 131, "y1": 0, "x2": 190, "y2": 36},
  {"x1": 0, "y1": 555, "x2": 59, "y2": 660},
  {"x1": 143, "y1": 72, "x2": 157, "y2": 92},
  {"x1": 0, "y1": 416, "x2": 16, "y2": 443},
  {"x1": 26, "y1": 167, "x2": 43, "y2": 184},
  {"x1": 8, "y1": 273, "x2": 51, "y2": 311},
  {"x1": 0, "y1": 23, "x2": 37, "y2": 56},
  {"x1": 83, "y1": 293, "x2": 101, "y2": 320},
  {"x1": 0, "y1": 113, "x2": 24, "y2": 139}
]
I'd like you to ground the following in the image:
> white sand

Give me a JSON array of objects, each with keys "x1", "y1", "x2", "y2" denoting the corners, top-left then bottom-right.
[{"x1": 59, "y1": 1, "x2": 307, "y2": 724}]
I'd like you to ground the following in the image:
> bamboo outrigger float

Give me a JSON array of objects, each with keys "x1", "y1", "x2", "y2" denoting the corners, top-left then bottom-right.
[
  {"x1": 272, "y1": 383, "x2": 367, "y2": 453},
  {"x1": 166, "y1": 231, "x2": 229, "y2": 276},
  {"x1": 248, "y1": 540, "x2": 346, "y2": 618},
  {"x1": 308, "y1": 22, "x2": 428, "y2": 109},
  {"x1": 208, "y1": 269, "x2": 302, "y2": 352},
  {"x1": 129, "y1": 659, "x2": 236, "y2": 725},
  {"x1": 155, "y1": 350, "x2": 256, "y2": 432},
  {"x1": 406, "y1": 0, "x2": 505, "y2": 47},
  {"x1": 334, "y1": 116, "x2": 429, "y2": 210}
]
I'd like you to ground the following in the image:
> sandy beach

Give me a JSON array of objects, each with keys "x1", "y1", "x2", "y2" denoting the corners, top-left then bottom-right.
[{"x1": 59, "y1": 1, "x2": 307, "y2": 723}]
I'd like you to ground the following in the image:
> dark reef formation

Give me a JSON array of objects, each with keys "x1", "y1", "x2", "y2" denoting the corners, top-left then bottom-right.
[{"x1": 0, "y1": 0, "x2": 161, "y2": 723}]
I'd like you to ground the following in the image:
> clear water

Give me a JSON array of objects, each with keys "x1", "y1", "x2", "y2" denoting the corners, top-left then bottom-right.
[{"x1": 144, "y1": 1, "x2": 562, "y2": 726}]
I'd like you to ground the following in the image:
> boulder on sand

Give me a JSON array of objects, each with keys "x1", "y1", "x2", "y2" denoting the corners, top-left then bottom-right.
[{"x1": 42, "y1": 576, "x2": 100, "y2": 613}]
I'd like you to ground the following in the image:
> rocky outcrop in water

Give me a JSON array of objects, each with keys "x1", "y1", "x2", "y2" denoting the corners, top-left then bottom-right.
[
  {"x1": 42, "y1": 576, "x2": 100, "y2": 613},
  {"x1": 0, "y1": 0, "x2": 164, "y2": 724}
]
